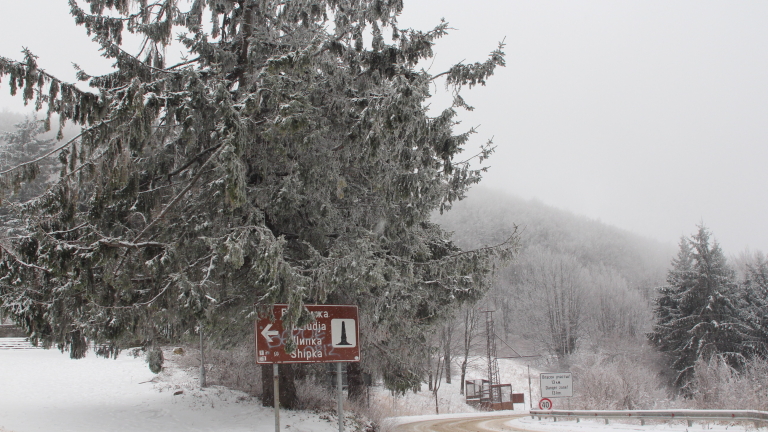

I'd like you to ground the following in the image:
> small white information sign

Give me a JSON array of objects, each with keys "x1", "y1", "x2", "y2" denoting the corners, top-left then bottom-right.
[{"x1": 540, "y1": 372, "x2": 572, "y2": 398}]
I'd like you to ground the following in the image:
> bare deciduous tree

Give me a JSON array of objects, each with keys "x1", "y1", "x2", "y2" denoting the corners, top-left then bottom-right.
[{"x1": 458, "y1": 306, "x2": 480, "y2": 395}]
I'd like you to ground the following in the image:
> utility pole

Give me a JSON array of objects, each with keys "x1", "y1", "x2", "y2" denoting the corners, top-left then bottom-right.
[{"x1": 482, "y1": 309, "x2": 500, "y2": 405}]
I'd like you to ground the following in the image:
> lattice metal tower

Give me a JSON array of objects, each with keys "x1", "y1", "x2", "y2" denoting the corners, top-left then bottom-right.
[{"x1": 484, "y1": 309, "x2": 501, "y2": 404}]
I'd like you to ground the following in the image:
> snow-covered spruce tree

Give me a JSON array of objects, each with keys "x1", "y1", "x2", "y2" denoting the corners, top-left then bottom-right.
[
  {"x1": 0, "y1": 117, "x2": 60, "y2": 297},
  {"x1": 0, "y1": 117, "x2": 58, "y2": 207},
  {"x1": 648, "y1": 237, "x2": 693, "y2": 357},
  {"x1": 648, "y1": 226, "x2": 750, "y2": 392},
  {"x1": 740, "y1": 252, "x2": 768, "y2": 357},
  {"x1": 0, "y1": 0, "x2": 514, "y2": 395}
]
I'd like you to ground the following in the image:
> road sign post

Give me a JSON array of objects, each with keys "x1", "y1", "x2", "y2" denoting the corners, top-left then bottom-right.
[
  {"x1": 337, "y1": 362, "x2": 343, "y2": 432},
  {"x1": 256, "y1": 305, "x2": 360, "y2": 432},
  {"x1": 256, "y1": 305, "x2": 360, "y2": 364},
  {"x1": 527, "y1": 365, "x2": 533, "y2": 410},
  {"x1": 273, "y1": 364, "x2": 279, "y2": 432}
]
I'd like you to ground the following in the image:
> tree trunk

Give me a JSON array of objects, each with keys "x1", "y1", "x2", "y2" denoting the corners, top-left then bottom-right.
[
  {"x1": 261, "y1": 364, "x2": 299, "y2": 409},
  {"x1": 460, "y1": 308, "x2": 476, "y2": 395},
  {"x1": 199, "y1": 326, "x2": 206, "y2": 388},
  {"x1": 427, "y1": 345, "x2": 433, "y2": 391},
  {"x1": 260, "y1": 364, "x2": 272, "y2": 407},
  {"x1": 443, "y1": 325, "x2": 452, "y2": 384},
  {"x1": 347, "y1": 361, "x2": 366, "y2": 401},
  {"x1": 433, "y1": 355, "x2": 443, "y2": 414}
]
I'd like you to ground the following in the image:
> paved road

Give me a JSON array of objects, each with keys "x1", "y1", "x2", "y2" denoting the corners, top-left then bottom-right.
[{"x1": 394, "y1": 414, "x2": 545, "y2": 432}]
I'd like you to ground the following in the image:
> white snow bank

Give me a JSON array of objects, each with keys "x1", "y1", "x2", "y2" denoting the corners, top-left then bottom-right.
[
  {"x1": 507, "y1": 414, "x2": 757, "y2": 431},
  {"x1": 391, "y1": 409, "x2": 518, "y2": 425},
  {"x1": 0, "y1": 348, "x2": 340, "y2": 432}
]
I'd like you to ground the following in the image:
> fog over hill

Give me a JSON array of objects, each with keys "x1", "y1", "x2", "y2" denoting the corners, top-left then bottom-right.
[
  {"x1": 434, "y1": 186, "x2": 674, "y2": 358},
  {"x1": 0, "y1": 110, "x2": 80, "y2": 144},
  {"x1": 0, "y1": 110, "x2": 25, "y2": 132},
  {"x1": 435, "y1": 186, "x2": 673, "y2": 292}
]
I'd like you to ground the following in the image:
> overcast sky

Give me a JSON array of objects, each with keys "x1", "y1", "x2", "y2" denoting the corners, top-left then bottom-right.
[{"x1": 1, "y1": 1, "x2": 767, "y2": 254}]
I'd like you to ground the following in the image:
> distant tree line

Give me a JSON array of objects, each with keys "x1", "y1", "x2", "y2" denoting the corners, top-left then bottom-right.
[{"x1": 489, "y1": 245, "x2": 652, "y2": 357}]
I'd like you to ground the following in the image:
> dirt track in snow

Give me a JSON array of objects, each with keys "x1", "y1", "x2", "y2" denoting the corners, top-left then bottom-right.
[{"x1": 394, "y1": 414, "x2": 549, "y2": 432}]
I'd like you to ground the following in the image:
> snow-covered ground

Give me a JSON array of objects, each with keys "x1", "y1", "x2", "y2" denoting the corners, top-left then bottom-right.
[
  {"x1": 0, "y1": 347, "x2": 340, "y2": 432},
  {"x1": 507, "y1": 416, "x2": 759, "y2": 431},
  {"x1": 392, "y1": 412, "x2": 761, "y2": 432},
  {"x1": 0, "y1": 347, "x2": 759, "y2": 432},
  {"x1": 374, "y1": 357, "x2": 536, "y2": 417},
  {"x1": 0, "y1": 347, "x2": 530, "y2": 431}
]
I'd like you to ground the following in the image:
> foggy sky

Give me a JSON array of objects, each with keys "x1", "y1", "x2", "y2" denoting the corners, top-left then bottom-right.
[{"x1": 1, "y1": 1, "x2": 767, "y2": 254}]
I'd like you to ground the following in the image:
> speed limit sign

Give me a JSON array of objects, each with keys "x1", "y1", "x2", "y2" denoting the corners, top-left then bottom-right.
[{"x1": 539, "y1": 398, "x2": 553, "y2": 410}]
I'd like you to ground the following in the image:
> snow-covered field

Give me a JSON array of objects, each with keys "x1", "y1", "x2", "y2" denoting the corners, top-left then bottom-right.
[
  {"x1": 0, "y1": 347, "x2": 340, "y2": 432},
  {"x1": 0, "y1": 347, "x2": 529, "y2": 431},
  {"x1": 0, "y1": 347, "x2": 760, "y2": 432}
]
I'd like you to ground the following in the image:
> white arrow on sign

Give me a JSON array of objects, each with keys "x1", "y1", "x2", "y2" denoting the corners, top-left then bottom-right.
[{"x1": 261, "y1": 324, "x2": 279, "y2": 342}]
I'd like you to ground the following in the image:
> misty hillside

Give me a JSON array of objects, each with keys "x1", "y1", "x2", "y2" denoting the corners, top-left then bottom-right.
[
  {"x1": 0, "y1": 110, "x2": 25, "y2": 132},
  {"x1": 435, "y1": 186, "x2": 672, "y2": 293},
  {"x1": 435, "y1": 186, "x2": 673, "y2": 353},
  {"x1": 0, "y1": 110, "x2": 80, "y2": 141}
]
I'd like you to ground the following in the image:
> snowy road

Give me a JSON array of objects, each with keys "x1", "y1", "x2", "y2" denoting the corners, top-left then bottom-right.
[
  {"x1": 394, "y1": 414, "x2": 530, "y2": 432},
  {"x1": 393, "y1": 412, "x2": 763, "y2": 432}
]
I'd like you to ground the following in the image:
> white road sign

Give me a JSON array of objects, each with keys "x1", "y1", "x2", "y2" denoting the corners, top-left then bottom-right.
[{"x1": 540, "y1": 372, "x2": 572, "y2": 398}]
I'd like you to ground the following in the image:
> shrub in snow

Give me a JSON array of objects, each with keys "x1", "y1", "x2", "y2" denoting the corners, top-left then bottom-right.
[
  {"x1": 567, "y1": 345, "x2": 668, "y2": 410},
  {"x1": 175, "y1": 345, "x2": 261, "y2": 396},
  {"x1": 689, "y1": 355, "x2": 768, "y2": 410},
  {"x1": 147, "y1": 347, "x2": 164, "y2": 374},
  {"x1": 294, "y1": 377, "x2": 335, "y2": 412}
]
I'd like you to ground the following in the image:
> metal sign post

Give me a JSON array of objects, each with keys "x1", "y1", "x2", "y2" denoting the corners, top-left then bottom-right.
[
  {"x1": 337, "y1": 362, "x2": 344, "y2": 432},
  {"x1": 527, "y1": 365, "x2": 533, "y2": 410},
  {"x1": 274, "y1": 364, "x2": 280, "y2": 432}
]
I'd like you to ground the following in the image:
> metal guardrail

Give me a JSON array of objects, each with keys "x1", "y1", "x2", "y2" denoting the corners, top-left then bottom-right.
[
  {"x1": 530, "y1": 409, "x2": 768, "y2": 428},
  {"x1": 0, "y1": 337, "x2": 38, "y2": 350}
]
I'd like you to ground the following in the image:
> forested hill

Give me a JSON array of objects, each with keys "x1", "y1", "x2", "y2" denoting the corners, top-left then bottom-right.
[
  {"x1": 434, "y1": 186, "x2": 672, "y2": 295},
  {"x1": 434, "y1": 187, "x2": 673, "y2": 352},
  {"x1": 0, "y1": 111, "x2": 25, "y2": 132},
  {"x1": 0, "y1": 111, "x2": 79, "y2": 139}
]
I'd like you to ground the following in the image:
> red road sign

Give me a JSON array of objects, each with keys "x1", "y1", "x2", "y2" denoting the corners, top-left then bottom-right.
[
  {"x1": 539, "y1": 398, "x2": 553, "y2": 410},
  {"x1": 255, "y1": 304, "x2": 360, "y2": 364}
]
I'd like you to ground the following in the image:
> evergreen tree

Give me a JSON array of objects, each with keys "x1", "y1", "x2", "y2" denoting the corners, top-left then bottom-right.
[
  {"x1": 0, "y1": 0, "x2": 514, "y2": 397},
  {"x1": 648, "y1": 237, "x2": 692, "y2": 354},
  {"x1": 0, "y1": 117, "x2": 58, "y2": 205},
  {"x1": 649, "y1": 226, "x2": 750, "y2": 391},
  {"x1": 740, "y1": 252, "x2": 768, "y2": 356}
]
